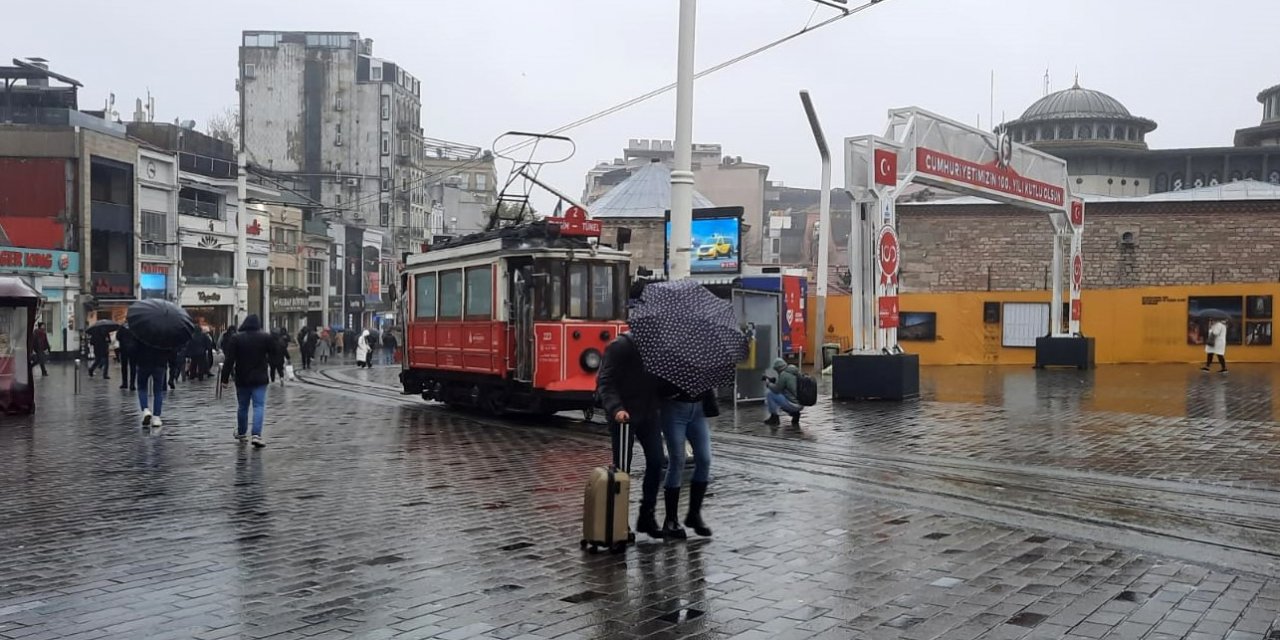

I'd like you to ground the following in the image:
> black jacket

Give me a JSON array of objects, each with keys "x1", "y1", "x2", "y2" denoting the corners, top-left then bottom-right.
[
  {"x1": 116, "y1": 327, "x2": 136, "y2": 357},
  {"x1": 222, "y1": 321, "x2": 279, "y2": 387},
  {"x1": 132, "y1": 342, "x2": 174, "y2": 369},
  {"x1": 89, "y1": 330, "x2": 110, "y2": 355},
  {"x1": 596, "y1": 334, "x2": 660, "y2": 427}
]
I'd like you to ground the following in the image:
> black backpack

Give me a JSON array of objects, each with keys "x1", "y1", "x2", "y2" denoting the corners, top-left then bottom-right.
[{"x1": 796, "y1": 372, "x2": 818, "y2": 407}]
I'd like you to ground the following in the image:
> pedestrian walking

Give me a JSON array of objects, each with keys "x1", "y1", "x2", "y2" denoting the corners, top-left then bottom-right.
[
  {"x1": 763, "y1": 358, "x2": 803, "y2": 427},
  {"x1": 268, "y1": 327, "x2": 289, "y2": 382},
  {"x1": 597, "y1": 330, "x2": 666, "y2": 540},
  {"x1": 167, "y1": 344, "x2": 183, "y2": 389},
  {"x1": 626, "y1": 280, "x2": 747, "y2": 541},
  {"x1": 32, "y1": 322, "x2": 50, "y2": 377},
  {"x1": 382, "y1": 329, "x2": 397, "y2": 365},
  {"x1": 355, "y1": 329, "x2": 372, "y2": 368},
  {"x1": 220, "y1": 314, "x2": 279, "y2": 448},
  {"x1": 300, "y1": 327, "x2": 318, "y2": 370},
  {"x1": 333, "y1": 330, "x2": 344, "y2": 357},
  {"x1": 116, "y1": 326, "x2": 138, "y2": 391},
  {"x1": 316, "y1": 331, "x2": 331, "y2": 364},
  {"x1": 133, "y1": 340, "x2": 175, "y2": 428},
  {"x1": 1202, "y1": 318, "x2": 1229, "y2": 373},
  {"x1": 86, "y1": 328, "x2": 111, "y2": 379},
  {"x1": 344, "y1": 329, "x2": 357, "y2": 357}
]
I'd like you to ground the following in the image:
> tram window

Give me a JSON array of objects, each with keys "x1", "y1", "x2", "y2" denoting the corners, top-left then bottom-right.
[
  {"x1": 589, "y1": 264, "x2": 616, "y2": 320},
  {"x1": 534, "y1": 259, "x2": 564, "y2": 320},
  {"x1": 568, "y1": 263, "x2": 589, "y2": 318},
  {"x1": 465, "y1": 266, "x2": 493, "y2": 319},
  {"x1": 438, "y1": 270, "x2": 463, "y2": 319},
  {"x1": 414, "y1": 273, "x2": 437, "y2": 320}
]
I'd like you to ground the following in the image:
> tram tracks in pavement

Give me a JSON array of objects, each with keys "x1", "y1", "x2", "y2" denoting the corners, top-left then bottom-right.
[{"x1": 299, "y1": 366, "x2": 1280, "y2": 577}]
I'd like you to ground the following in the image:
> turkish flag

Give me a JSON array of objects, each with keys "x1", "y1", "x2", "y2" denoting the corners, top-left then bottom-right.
[{"x1": 873, "y1": 149, "x2": 897, "y2": 186}]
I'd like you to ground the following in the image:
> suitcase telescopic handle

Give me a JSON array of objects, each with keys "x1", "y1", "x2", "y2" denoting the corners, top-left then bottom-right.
[{"x1": 615, "y1": 422, "x2": 630, "y2": 473}]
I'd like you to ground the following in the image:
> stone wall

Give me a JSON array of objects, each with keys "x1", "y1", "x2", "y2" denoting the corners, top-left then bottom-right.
[
  {"x1": 898, "y1": 200, "x2": 1280, "y2": 292},
  {"x1": 600, "y1": 219, "x2": 666, "y2": 275}
]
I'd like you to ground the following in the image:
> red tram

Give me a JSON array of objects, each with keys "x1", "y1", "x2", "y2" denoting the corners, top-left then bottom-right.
[{"x1": 398, "y1": 213, "x2": 629, "y2": 415}]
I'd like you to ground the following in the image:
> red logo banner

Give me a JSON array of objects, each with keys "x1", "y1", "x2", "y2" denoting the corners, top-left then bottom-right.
[
  {"x1": 874, "y1": 149, "x2": 897, "y2": 187},
  {"x1": 916, "y1": 147, "x2": 1065, "y2": 207}
]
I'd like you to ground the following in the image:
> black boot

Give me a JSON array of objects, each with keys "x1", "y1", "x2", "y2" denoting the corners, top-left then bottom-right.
[
  {"x1": 789, "y1": 411, "x2": 801, "y2": 428},
  {"x1": 636, "y1": 500, "x2": 664, "y2": 540},
  {"x1": 763, "y1": 414, "x2": 780, "y2": 426},
  {"x1": 662, "y1": 488, "x2": 687, "y2": 540},
  {"x1": 684, "y1": 482, "x2": 712, "y2": 537}
]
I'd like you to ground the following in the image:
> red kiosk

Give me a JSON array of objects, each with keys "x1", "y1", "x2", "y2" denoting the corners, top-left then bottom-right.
[{"x1": 0, "y1": 276, "x2": 41, "y2": 415}]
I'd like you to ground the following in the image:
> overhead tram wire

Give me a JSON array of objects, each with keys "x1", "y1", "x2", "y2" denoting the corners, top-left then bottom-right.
[{"x1": 265, "y1": 0, "x2": 895, "y2": 221}]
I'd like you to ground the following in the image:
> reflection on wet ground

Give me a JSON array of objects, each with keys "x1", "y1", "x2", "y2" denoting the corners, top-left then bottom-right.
[{"x1": 0, "y1": 361, "x2": 1276, "y2": 639}]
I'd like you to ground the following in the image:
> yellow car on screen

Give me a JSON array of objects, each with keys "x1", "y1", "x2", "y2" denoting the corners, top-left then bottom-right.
[{"x1": 696, "y1": 235, "x2": 733, "y2": 260}]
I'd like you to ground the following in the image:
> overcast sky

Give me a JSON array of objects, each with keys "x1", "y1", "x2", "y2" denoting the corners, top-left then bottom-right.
[{"x1": 9, "y1": 0, "x2": 1278, "y2": 210}]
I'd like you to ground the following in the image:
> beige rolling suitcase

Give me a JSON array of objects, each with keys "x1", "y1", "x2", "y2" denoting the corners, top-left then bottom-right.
[{"x1": 581, "y1": 422, "x2": 634, "y2": 553}]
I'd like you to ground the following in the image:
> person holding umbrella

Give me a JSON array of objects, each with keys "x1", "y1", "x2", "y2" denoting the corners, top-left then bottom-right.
[
  {"x1": 627, "y1": 280, "x2": 747, "y2": 540},
  {"x1": 84, "y1": 319, "x2": 119, "y2": 379},
  {"x1": 116, "y1": 325, "x2": 138, "y2": 391},
  {"x1": 1202, "y1": 317, "x2": 1229, "y2": 373},
  {"x1": 125, "y1": 300, "x2": 198, "y2": 426},
  {"x1": 221, "y1": 314, "x2": 279, "y2": 447}
]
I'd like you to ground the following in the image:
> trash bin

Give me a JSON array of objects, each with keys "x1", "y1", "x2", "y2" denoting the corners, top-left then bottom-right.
[{"x1": 821, "y1": 343, "x2": 841, "y2": 369}]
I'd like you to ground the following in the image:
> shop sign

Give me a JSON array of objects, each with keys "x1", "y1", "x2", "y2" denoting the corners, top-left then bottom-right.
[
  {"x1": 308, "y1": 298, "x2": 323, "y2": 311},
  {"x1": 196, "y1": 291, "x2": 223, "y2": 303},
  {"x1": 141, "y1": 263, "x2": 169, "y2": 275},
  {"x1": 0, "y1": 246, "x2": 79, "y2": 275},
  {"x1": 91, "y1": 272, "x2": 133, "y2": 297},
  {"x1": 272, "y1": 295, "x2": 310, "y2": 312}
]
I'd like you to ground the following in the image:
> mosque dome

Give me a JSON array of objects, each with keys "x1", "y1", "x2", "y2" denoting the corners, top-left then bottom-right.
[{"x1": 998, "y1": 80, "x2": 1156, "y2": 149}]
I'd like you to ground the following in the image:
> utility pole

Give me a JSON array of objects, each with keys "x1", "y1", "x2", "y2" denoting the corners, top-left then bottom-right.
[{"x1": 668, "y1": 0, "x2": 697, "y2": 280}]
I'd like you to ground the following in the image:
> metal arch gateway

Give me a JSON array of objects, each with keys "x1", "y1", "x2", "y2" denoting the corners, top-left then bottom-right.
[{"x1": 835, "y1": 107, "x2": 1089, "y2": 400}]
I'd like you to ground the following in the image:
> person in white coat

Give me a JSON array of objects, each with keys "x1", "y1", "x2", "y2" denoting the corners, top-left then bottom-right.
[
  {"x1": 1201, "y1": 319, "x2": 1228, "y2": 373},
  {"x1": 355, "y1": 329, "x2": 371, "y2": 368}
]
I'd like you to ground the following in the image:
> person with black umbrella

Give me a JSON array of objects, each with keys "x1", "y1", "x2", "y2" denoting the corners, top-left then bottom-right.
[
  {"x1": 133, "y1": 338, "x2": 175, "y2": 427},
  {"x1": 124, "y1": 300, "x2": 198, "y2": 424},
  {"x1": 86, "y1": 327, "x2": 112, "y2": 379},
  {"x1": 628, "y1": 280, "x2": 747, "y2": 540}
]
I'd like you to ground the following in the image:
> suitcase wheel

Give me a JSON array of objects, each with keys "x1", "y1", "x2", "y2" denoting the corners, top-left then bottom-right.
[
  {"x1": 579, "y1": 540, "x2": 588, "y2": 550},
  {"x1": 609, "y1": 542, "x2": 628, "y2": 554},
  {"x1": 628, "y1": 532, "x2": 636, "y2": 544}
]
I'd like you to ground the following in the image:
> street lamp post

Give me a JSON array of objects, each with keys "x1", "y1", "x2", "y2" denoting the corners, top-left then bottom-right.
[
  {"x1": 668, "y1": 0, "x2": 698, "y2": 280},
  {"x1": 799, "y1": 90, "x2": 832, "y2": 369}
]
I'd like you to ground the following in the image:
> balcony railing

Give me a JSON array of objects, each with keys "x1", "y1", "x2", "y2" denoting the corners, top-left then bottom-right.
[{"x1": 178, "y1": 197, "x2": 221, "y2": 219}]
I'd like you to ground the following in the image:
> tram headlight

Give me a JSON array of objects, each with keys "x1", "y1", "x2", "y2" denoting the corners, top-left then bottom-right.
[{"x1": 580, "y1": 348, "x2": 602, "y2": 372}]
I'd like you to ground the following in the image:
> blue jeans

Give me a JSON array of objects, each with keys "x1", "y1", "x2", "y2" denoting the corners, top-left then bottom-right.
[
  {"x1": 236, "y1": 384, "x2": 268, "y2": 437},
  {"x1": 661, "y1": 400, "x2": 711, "y2": 488},
  {"x1": 137, "y1": 366, "x2": 167, "y2": 415},
  {"x1": 766, "y1": 391, "x2": 801, "y2": 416}
]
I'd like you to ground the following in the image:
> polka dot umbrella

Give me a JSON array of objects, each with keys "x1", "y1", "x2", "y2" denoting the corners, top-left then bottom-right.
[{"x1": 627, "y1": 280, "x2": 747, "y2": 397}]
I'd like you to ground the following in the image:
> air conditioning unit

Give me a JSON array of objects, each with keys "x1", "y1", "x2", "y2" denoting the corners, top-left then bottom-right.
[{"x1": 346, "y1": 177, "x2": 361, "y2": 188}]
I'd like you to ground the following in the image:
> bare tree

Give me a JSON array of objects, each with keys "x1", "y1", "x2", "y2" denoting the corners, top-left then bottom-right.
[{"x1": 206, "y1": 106, "x2": 240, "y2": 149}]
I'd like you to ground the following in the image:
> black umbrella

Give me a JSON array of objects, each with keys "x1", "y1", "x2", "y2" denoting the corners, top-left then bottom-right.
[
  {"x1": 126, "y1": 299, "x2": 197, "y2": 350},
  {"x1": 627, "y1": 280, "x2": 748, "y2": 397},
  {"x1": 85, "y1": 319, "x2": 121, "y2": 337}
]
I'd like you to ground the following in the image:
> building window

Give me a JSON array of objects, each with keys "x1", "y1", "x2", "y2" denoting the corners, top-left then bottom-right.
[
  {"x1": 371, "y1": 64, "x2": 383, "y2": 82},
  {"x1": 1078, "y1": 124, "x2": 1092, "y2": 140},
  {"x1": 178, "y1": 187, "x2": 221, "y2": 220},
  {"x1": 141, "y1": 211, "x2": 167, "y2": 256},
  {"x1": 1042, "y1": 126, "x2": 1055, "y2": 141},
  {"x1": 381, "y1": 132, "x2": 390, "y2": 156},
  {"x1": 183, "y1": 248, "x2": 233, "y2": 285},
  {"x1": 1059, "y1": 125, "x2": 1073, "y2": 140},
  {"x1": 381, "y1": 95, "x2": 390, "y2": 120},
  {"x1": 243, "y1": 33, "x2": 278, "y2": 47},
  {"x1": 381, "y1": 167, "x2": 391, "y2": 192},
  {"x1": 475, "y1": 174, "x2": 487, "y2": 191},
  {"x1": 306, "y1": 259, "x2": 324, "y2": 296},
  {"x1": 271, "y1": 227, "x2": 299, "y2": 252},
  {"x1": 453, "y1": 174, "x2": 468, "y2": 189}
]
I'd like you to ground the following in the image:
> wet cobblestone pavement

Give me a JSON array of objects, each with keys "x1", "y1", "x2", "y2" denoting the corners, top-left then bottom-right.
[{"x1": 2, "y1": 361, "x2": 1279, "y2": 639}]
